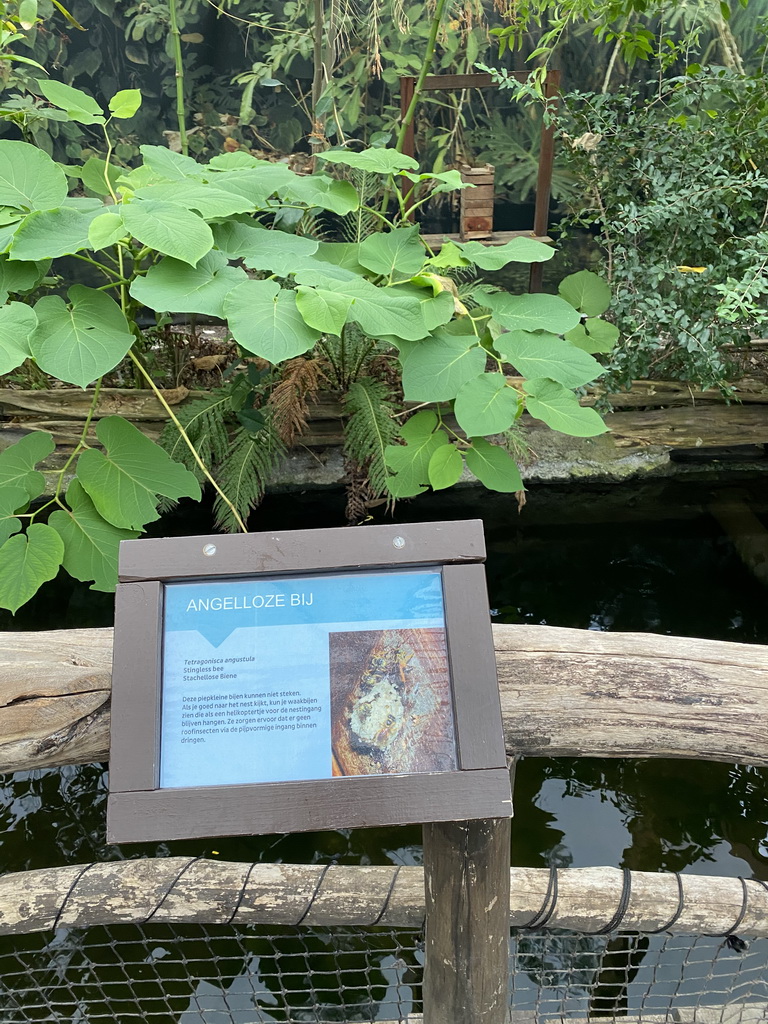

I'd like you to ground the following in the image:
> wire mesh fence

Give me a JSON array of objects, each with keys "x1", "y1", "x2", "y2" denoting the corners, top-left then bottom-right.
[{"x1": 1, "y1": 922, "x2": 767, "y2": 1024}]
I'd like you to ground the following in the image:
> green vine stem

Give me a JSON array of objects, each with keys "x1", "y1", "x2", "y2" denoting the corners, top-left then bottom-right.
[
  {"x1": 52, "y1": 378, "x2": 102, "y2": 500},
  {"x1": 395, "y1": 0, "x2": 449, "y2": 153},
  {"x1": 23, "y1": 378, "x2": 105, "y2": 523},
  {"x1": 168, "y1": 0, "x2": 189, "y2": 156},
  {"x1": 127, "y1": 350, "x2": 248, "y2": 533}
]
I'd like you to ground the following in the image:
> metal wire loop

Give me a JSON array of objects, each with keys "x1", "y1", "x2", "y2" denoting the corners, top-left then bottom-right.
[
  {"x1": 648, "y1": 871, "x2": 685, "y2": 934},
  {"x1": 523, "y1": 863, "x2": 558, "y2": 929},
  {"x1": 594, "y1": 867, "x2": 632, "y2": 935}
]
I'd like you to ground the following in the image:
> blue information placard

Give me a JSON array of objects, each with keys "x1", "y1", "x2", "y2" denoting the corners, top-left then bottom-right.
[{"x1": 160, "y1": 569, "x2": 457, "y2": 788}]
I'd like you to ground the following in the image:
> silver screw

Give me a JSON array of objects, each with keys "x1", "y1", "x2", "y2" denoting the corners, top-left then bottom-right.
[
  {"x1": 392, "y1": 536, "x2": 405, "y2": 549},
  {"x1": 203, "y1": 544, "x2": 217, "y2": 557}
]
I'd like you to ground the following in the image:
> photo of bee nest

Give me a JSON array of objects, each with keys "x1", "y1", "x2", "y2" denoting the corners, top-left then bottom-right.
[{"x1": 329, "y1": 628, "x2": 457, "y2": 776}]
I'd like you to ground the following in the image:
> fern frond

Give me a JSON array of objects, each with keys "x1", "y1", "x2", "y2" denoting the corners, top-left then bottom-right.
[
  {"x1": 213, "y1": 422, "x2": 286, "y2": 532},
  {"x1": 319, "y1": 325, "x2": 377, "y2": 388},
  {"x1": 267, "y1": 357, "x2": 325, "y2": 445},
  {"x1": 501, "y1": 423, "x2": 533, "y2": 466},
  {"x1": 343, "y1": 377, "x2": 399, "y2": 497},
  {"x1": 296, "y1": 209, "x2": 334, "y2": 242},
  {"x1": 158, "y1": 391, "x2": 232, "y2": 482},
  {"x1": 339, "y1": 170, "x2": 381, "y2": 242}
]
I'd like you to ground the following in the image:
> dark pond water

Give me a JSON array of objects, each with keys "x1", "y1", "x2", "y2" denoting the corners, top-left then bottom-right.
[{"x1": 2, "y1": 479, "x2": 768, "y2": 880}]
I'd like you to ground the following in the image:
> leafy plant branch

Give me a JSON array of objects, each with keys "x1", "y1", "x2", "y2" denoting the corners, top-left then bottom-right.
[{"x1": 0, "y1": 84, "x2": 613, "y2": 614}]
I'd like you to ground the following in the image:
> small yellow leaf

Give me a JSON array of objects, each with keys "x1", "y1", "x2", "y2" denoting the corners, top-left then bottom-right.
[
  {"x1": 676, "y1": 266, "x2": 707, "y2": 273},
  {"x1": 181, "y1": 32, "x2": 204, "y2": 43}
]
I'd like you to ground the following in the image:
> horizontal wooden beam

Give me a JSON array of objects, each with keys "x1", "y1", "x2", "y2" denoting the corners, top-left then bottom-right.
[
  {"x1": 1, "y1": 625, "x2": 768, "y2": 775},
  {"x1": 4, "y1": 378, "x2": 768, "y2": 420},
  {"x1": 0, "y1": 859, "x2": 764, "y2": 937},
  {"x1": 3, "y1": 382, "x2": 767, "y2": 462}
]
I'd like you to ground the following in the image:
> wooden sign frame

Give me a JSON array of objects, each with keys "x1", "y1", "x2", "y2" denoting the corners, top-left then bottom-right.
[{"x1": 107, "y1": 520, "x2": 511, "y2": 843}]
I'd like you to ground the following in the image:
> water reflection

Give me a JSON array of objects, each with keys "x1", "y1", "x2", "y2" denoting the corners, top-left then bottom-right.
[{"x1": 513, "y1": 759, "x2": 768, "y2": 879}]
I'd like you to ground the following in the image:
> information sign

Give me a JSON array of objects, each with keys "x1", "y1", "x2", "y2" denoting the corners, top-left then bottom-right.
[{"x1": 107, "y1": 520, "x2": 512, "y2": 843}]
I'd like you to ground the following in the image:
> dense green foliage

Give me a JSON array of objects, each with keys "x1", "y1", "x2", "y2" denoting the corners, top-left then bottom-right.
[
  {"x1": 0, "y1": 0, "x2": 763, "y2": 613},
  {"x1": 560, "y1": 67, "x2": 768, "y2": 390},
  {"x1": 0, "y1": 1, "x2": 762, "y2": 190},
  {"x1": 0, "y1": 80, "x2": 613, "y2": 611}
]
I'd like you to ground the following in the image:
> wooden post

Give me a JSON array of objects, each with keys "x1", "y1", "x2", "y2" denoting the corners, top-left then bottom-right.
[
  {"x1": 529, "y1": 69, "x2": 560, "y2": 293},
  {"x1": 423, "y1": 814, "x2": 512, "y2": 1024}
]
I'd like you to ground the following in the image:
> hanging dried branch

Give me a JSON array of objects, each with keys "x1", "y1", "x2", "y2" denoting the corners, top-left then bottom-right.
[
  {"x1": 267, "y1": 357, "x2": 325, "y2": 446},
  {"x1": 368, "y1": 0, "x2": 383, "y2": 76}
]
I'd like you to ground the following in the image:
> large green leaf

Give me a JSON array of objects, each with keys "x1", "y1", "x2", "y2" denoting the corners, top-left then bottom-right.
[
  {"x1": 116, "y1": 164, "x2": 160, "y2": 191},
  {"x1": 292, "y1": 243, "x2": 366, "y2": 285},
  {"x1": 0, "y1": 302, "x2": 36, "y2": 373},
  {"x1": 428, "y1": 444, "x2": 463, "y2": 490},
  {"x1": 427, "y1": 240, "x2": 471, "y2": 270},
  {"x1": 62, "y1": 197, "x2": 105, "y2": 213},
  {"x1": 317, "y1": 149, "x2": 419, "y2": 175},
  {"x1": 9, "y1": 206, "x2": 101, "y2": 260},
  {"x1": 454, "y1": 373, "x2": 520, "y2": 436},
  {"x1": 37, "y1": 79, "x2": 104, "y2": 125},
  {"x1": 212, "y1": 221, "x2": 318, "y2": 276},
  {"x1": 0, "y1": 431, "x2": 53, "y2": 500},
  {"x1": 384, "y1": 410, "x2": 449, "y2": 497},
  {"x1": 79, "y1": 157, "x2": 121, "y2": 197},
  {"x1": 400, "y1": 330, "x2": 485, "y2": 402},
  {"x1": 224, "y1": 279, "x2": 321, "y2": 362},
  {"x1": 108, "y1": 88, "x2": 142, "y2": 120},
  {"x1": 0, "y1": 485, "x2": 28, "y2": 547},
  {"x1": 315, "y1": 241, "x2": 367, "y2": 274},
  {"x1": 76, "y1": 417, "x2": 202, "y2": 531},
  {"x1": 291, "y1": 257, "x2": 361, "y2": 285},
  {"x1": 279, "y1": 175, "x2": 359, "y2": 215},
  {"x1": 482, "y1": 290, "x2": 581, "y2": 335},
  {"x1": 133, "y1": 181, "x2": 255, "y2": 220},
  {"x1": 359, "y1": 225, "x2": 425, "y2": 278},
  {"x1": 18, "y1": 0, "x2": 37, "y2": 29},
  {"x1": 524, "y1": 378, "x2": 609, "y2": 437},
  {"x1": 238, "y1": 231, "x2": 320, "y2": 277},
  {"x1": 464, "y1": 438, "x2": 524, "y2": 492},
  {"x1": 390, "y1": 285, "x2": 454, "y2": 333},
  {"x1": 210, "y1": 165, "x2": 296, "y2": 206},
  {"x1": 0, "y1": 523, "x2": 64, "y2": 612},
  {"x1": 495, "y1": 330, "x2": 605, "y2": 388},
  {"x1": 565, "y1": 318, "x2": 619, "y2": 354},
  {"x1": 30, "y1": 286, "x2": 135, "y2": 388},
  {"x1": 295, "y1": 286, "x2": 353, "y2": 336},
  {"x1": 121, "y1": 200, "x2": 213, "y2": 266},
  {"x1": 325, "y1": 278, "x2": 437, "y2": 342},
  {"x1": 401, "y1": 169, "x2": 468, "y2": 195},
  {"x1": 558, "y1": 270, "x2": 611, "y2": 317},
  {"x1": 0, "y1": 141, "x2": 68, "y2": 212},
  {"x1": 49, "y1": 479, "x2": 138, "y2": 592},
  {"x1": 457, "y1": 236, "x2": 554, "y2": 269},
  {"x1": 0, "y1": 256, "x2": 48, "y2": 303},
  {"x1": 88, "y1": 212, "x2": 125, "y2": 250},
  {"x1": 0, "y1": 216, "x2": 23, "y2": 256},
  {"x1": 130, "y1": 251, "x2": 247, "y2": 318},
  {"x1": 208, "y1": 152, "x2": 265, "y2": 170},
  {"x1": 139, "y1": 145, "x2": 201, "y2": 182}
]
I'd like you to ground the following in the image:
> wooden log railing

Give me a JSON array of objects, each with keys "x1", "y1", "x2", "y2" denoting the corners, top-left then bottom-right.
[
  {"x1": 2, "y1": 380, "x2": 767, "y2": 477},
  {"x1": 1, "y1": 859, "x2": 765, "y2": 939},
  {"x1": 2, "y1": 625, "x2": 768, "y2": 775}
]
